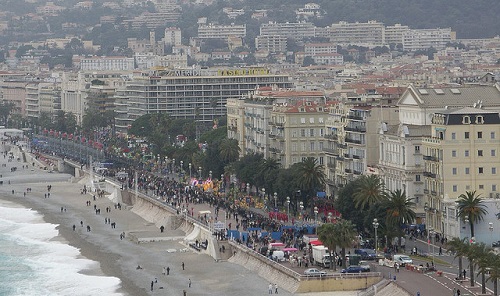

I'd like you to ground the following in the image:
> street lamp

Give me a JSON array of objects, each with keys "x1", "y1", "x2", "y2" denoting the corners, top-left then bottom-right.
[
  {"x1": 373, "y1": 218, "x2": 379, "y2": 252},
  {"x1": 314, "y1": 206, "x2": 319, "y2": 224},
  {"x1": 429, "y1": 227, "x2": 435, "y2": 266},
  {"x1": 188, "y1": 163, "x2": 192, "y2": 179},
  {"x1": 489, "y1": 222, "x2": 494, "y2": 246},
  {"x1": 274, "y1": 192, "x2": 277, "y2": 208},
  {"x1": 198, "y1": 167, "x2": 202, "y2": 179},
  {"x1": 246, "y1": 183, "x2": 250, "y2": 195},
  {"x1": 209, "y1": 170, "x2": 212, "y2": 180},
  {"x1": 286, "y1": 196, "x2": 290, "y2": 221},
  {"x1": 172, "y1": 159, "x2": 176, "y2": 173},
  {"x1": 299, "y1": 201, "x2": 303, "y2": 220},
  {"x1": 328, "y1": 212, "x2": 333, "y2": 223},
  {"x1": 180, "y1": 160, "x2": 183, "y2": 173}
]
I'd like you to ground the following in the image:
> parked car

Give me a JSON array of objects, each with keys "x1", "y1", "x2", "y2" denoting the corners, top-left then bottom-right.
[
  {"x1": 341, "y1": 265, "x2": 364, "y2": 273},
  {"x1": 359, "y1": 260, "x2": 371, "y2": 272},
  {"x1": 304, "y1": 268, "x2": 327, "y2": 276},
  {"x1": 392, "y1": 254, "x2": 413, "y2": 266},
  {"x1": 354, "y1": 248, "x2": 378, "y2": 260}
]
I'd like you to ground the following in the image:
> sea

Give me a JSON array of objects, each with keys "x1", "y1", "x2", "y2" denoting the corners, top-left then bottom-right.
[{"x1": 0, "y1": 198, "x2": 124, "y2": 296}]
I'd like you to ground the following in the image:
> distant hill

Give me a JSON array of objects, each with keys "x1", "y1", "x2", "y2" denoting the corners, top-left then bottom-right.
[{"x1": 208, "y1": 0, "x2": 499, "y2": 39}]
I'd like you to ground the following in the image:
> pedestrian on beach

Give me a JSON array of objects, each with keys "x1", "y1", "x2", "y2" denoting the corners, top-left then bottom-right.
[
  {"x1": 274, "y1": 283, "x2": 278, "y2": 294},
  {"x1": 182, "y1": 262, "x2": 185, "y2": 270},
  {"x1": 188, "y1": 279, "x2": 191, "y2": 288},
  {"x1": 72, "y1": 224, "x2": 76, "y2": 231},
  {"x1": 166, "y1": 266, "x2": 170, "y2": 275},
  {"x1": 80, "y1": 221, "x2": 83, "y2": 227},
  {"x1": 162, "y1": 267, "x2": 166, "y2": 275},
  {"x1": 268, "y1": 283, "x2": 273, "y2": 294},
  {"x1": 151, "y1": 281, "x2": 154, "y2": 291}
]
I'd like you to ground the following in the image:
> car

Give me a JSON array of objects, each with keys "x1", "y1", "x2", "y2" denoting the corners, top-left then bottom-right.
[
  {"x1": 392, "y1": 254, "x2": 413, "y2": 266},
  {"x1": 354, "y1": 248, "x2": 378, "y2": 260},
  {"x1": 341, "y1": 266, "x2": 364, "y2": 273},
  {"x1": 304, "y1": 268, "x2": 327, "y2": 276},
  {"x1": 359, "y1": 260, "x2": 371, "y2": 272}
]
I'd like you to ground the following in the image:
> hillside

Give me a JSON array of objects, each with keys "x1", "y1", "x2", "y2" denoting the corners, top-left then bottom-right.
[{"x1": 200, "y1": 0, "x2": 500, "y2": 39}]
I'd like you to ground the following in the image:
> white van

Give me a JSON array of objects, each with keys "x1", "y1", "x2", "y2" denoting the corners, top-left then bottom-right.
[{"x1": 393, "y1": 254, "x2": 413, "y2": 266}]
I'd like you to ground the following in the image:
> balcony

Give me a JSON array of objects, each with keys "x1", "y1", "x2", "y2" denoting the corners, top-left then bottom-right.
[
  {"x1": 268, "y1": 133, "x2": 276, "y2": 139},
  {"x1": 337, "y1": 143, "x2": 348, "y2": 149},
  {"x1": 431, "y1": 191, "x2": 437, "y2": 196},
  {"x1": 228, "y1": 125, "x2": 237, "y2": 131},
  {"x1": 345, "y1": 168, "x2": 352, "y2": 173},
  {"x1": 347, "y1": 115, "x2": 364, "y2": 120},
  {"x1": 423, "y1": 155, "x2": 439, "y2": 162},
  {"x1": 324, "y1": 134, "x2": 338, "y2": 140},
  {"x1": 324, "y1": 148, "x2": 336, "y2": 154},
  {"x1": 423, "y1": 171, "x2": 437, "y2": 178},
  {"x1": 336, "y1": 156, "x2": 344, "y2": 161},
  {"x1": 345, "y1": 126, "x2": 366, "y2": 132},
  {"x1": 344, "y1": 153, "x2": 351, "y2": 158},
  {"x1": 345, "y1": 138, "x2": 362, "y2": 144},
  {"x1": 352, "y1": 154, "x2": 361, "y2": 159},
  {"x1": 424, "y1": 189, "x2": 429, "y2": 194},
  {"x1": 327, "y1": 162, "x2": 335, "y2": 168}
]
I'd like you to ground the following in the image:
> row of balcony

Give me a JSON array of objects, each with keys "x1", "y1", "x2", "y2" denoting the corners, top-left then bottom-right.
[
  {"x1": 347, "y1": 115, "x2": 364, "y2": 120},
  {"x1": 269, "y1": 121, "x2": 284, "y2": 127},
  {"x1": 324, "y1": 134, "x2": 338, "y2": 140},
  {"x1": 423, "y1": 189, "x2": 438, "y2": 196},
  {"x1": 345, "y1": 138, "x2": 362, "y2": 144},
  {"x1": 345, "y1": 126, "x2": 366, "y2": 132}
]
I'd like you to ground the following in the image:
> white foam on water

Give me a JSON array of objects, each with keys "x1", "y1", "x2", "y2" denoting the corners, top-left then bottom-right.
[{"x1": 0, "y1": 199, "x2": 124, "y2": 296}]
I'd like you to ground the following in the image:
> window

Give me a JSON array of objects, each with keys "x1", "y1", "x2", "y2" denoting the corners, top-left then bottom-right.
[
  {"x1": 476, "y1": 116, "x2": 484, "y2": 124},
  {"x1": 463, "y1": 116, "x2": 470, "y2": 124},
  {"x1": 478, "y1": 131, "x2": 483, "y2": 139},
  {"x1": 301, "y1": 129, "x2": 306, "y2": 137},
  {"x1": 416, "y1": 175, "x2": 421, "y2": 182},
  {"x1": 415, "y1": 145, "x2": 420, "y2": 153},
  {"x1": 319, "y1": 117, "x2": 324, "y2": 123},
  {"x1": 479, "y1": 184, "x2": 484, "y2": 189},
  {"x1": 465, "y1": 150, "x2": 469, "y2": 157},
  {"x1": 452, "y1": 185, "x2": 458, "y2": 192},
  {"x1": 478, "y1": 150, "x2": 483, "y2": 157},
  {"x1": 310, "y1": 142, "x2": 315, "y2": 151},
  {"x1": 492, "y1": 150, "x2": 496, "y2": 157},
  {"x1": 451, "y1": 132, "x2": 456, "y2": 140},
  {"x1": 465, "y1": 132, "x2": 469, "y2": 139},
  {"x1": 492, "y1": 167, "x2": 497, "y2": 174},
  {"x1": 452, "y1": 168, "x2": 457, "y2": 175},
  {"x1": 452, "y1": 150, "x2": 457, "y2": 157},
  {"x1": 309, "y1": 118, "x2": 314, "y2": 124},
  {"x1": 465, "y1": 167, "x2": 470, "y2": 174},
  {"x1": 300, "y1": 118, "x2": 306, "y2": 124},
  {"x1": 466, "y1": 185, "x2": 471, "y2": 190},
  {"x1": 309, "y1": 129, "x2": 314, "y2": 137},
  {"x1": 491, "y1": 132, "x2": 496, "y2": 139},
  {"x1": 493, "y1": 185, "x2": 497, "y2": 192},
  {"x1": 479, "y1": 167, "x2": 484, "y2": 174}
]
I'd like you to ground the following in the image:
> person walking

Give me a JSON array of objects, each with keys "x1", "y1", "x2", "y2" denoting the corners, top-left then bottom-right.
[
  {"x1": 439, "y1": 246, "x2": 443, "y2": 255},
  {"x1": 274, "y1": 283, "x2": 278, "y2": 294},
  {"x1": 150, "y1": 281, "x2": 154, "y2": 291},
  {"x1": 268, "y1": 283, "x2": 273, "y2": 294},
  {"x1": 182, "y1": 262, "x2": 185, "y2": 270},
  {"x1": 162, "y1": 267, "x2": 166, "y2": 275},
  {"x1": 188, "y1": 279, "x2": 191, "y2": 288},
  {"x1": 463, "y1": 269, "x2": 466, "y2": 279},
  {"x1": 167, "y1": 266, "x2": 170, "y2": 275}
]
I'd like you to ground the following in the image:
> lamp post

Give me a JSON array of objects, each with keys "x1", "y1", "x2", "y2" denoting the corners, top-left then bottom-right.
[
  {"x1": 262, "y1": 188, "x2": 266, "y2": 207},
  {"x1": 373, "y1": 218, "x2": 379, "y2": 252},
  {"x1": 429, "y1": 227, "x2": 435, "y2": 266},
  {"x1": 328, "y1": 212, "x2": 333, "y2": 223},
  {"x1": 198, "y1": 167, "x2": 202, "y2": 179},
  {"x1": 273, "y1": 192, "x2": 277, "y2": 208},
  {"x1": 246, "y1": 183, "x2": 250, "y2": 195},
  {"x1": 172, "y1": 158, "x2": 176, "y2": 173},
  {"x1": 180, "y1": 160, "x2": 183, "y2": 174},
  {"x1": 314, "y1": 207, "x2": 319, "y2": 234},
  {"x1": 209, "y1": 170, "x2": 212, "y2": 180},
  {"x1": 188, "y1": 163, "x2": 192, "y2": 179},
  {"x1": 299, "y1": 201, "x2": 303, "y2": 220},
  {"x1": 489, "y1": 222, "x2": 494, "y2": 246},
  {"x1": 286, "y1": 196, "x2": 290, "y2": 221}
]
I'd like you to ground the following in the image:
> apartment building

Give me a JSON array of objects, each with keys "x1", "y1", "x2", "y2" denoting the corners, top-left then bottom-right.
[
  {"x1": 327, "y1": 21, "x2": 385, "y2": 47},
  {"x1": 197, "y1": 23, "x2": 246, "y2": 39},
  {"x1": 255, "y1": 35, "x2": 287, "y2": 53},
  {"x1": 114, "y1": 68, "x2": 292, "y2": 133},
  {"x1": 304, "y1": 43, "x2": 337, "y2": 56},
  {"x1": 378, "y1": 84, "x2": 500, "y2": 237},
  {"x1": 384, "y1": 24, "x2": 410, "y2": 46},
  {"x1": 312, "y1": 53, "x2": 343, "y2": 65},
  {"x1": 260, "y1": 22, "x2": 316, "y2": 40},
  {"x1": 79, "y1": 56, "x2": 135, "y2": 71},
  {"x1": 164, "y1": 27, "x2": 182, "y2": 46},
  {"x1": 403, "y1": 28, "x2": 453, "y2": 51}
]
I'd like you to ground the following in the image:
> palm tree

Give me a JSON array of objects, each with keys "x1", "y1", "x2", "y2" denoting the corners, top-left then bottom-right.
[
  {"x1": 456, "y1": 190, "x2": 488, "y2": 238},
  {"x1": 477, "y1": 251, "x2": 500, "y2": 296},
  {"x1": 219, "y1": 138, "x2": 240, "y2": 164},
  {"x1": 447, "y1": 237, "x2": 469, "y2": 280},
  {"x1": 335, "y1": 219, "x2": 358, "y2": 269},
  {"x1": 353, "y1": 175, "x2": 385, "y2": 209},
  {"x1": 317, "y1": 223, "x2": 339, "y2": 270},
  {"x1": 471, "y1": 243, "x2": 491, "y2": 294},
  {"x1": 467, "y1": 242, "x2": 488, "y2": 288},
  {"x1": 384, "y1": 189, "x2": 416, "y2": 248},
  {"x1": 295, "y1": 157, "x2": 326, "y2": 197}
]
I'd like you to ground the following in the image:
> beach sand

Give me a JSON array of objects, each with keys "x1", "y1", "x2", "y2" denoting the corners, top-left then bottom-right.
[{"x1": 0, "y1": 145, "x2": 359, "y2": 296}]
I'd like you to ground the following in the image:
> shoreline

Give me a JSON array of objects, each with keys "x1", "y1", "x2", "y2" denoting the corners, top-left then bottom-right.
[{"x1": 0, "y1": 150, "x2": 297, "y2": 296}]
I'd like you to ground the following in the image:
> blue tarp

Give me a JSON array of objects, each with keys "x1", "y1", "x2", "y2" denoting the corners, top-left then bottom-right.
[{"x1": 271, "y1": 231, "x2": 282, "y2": 241}]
